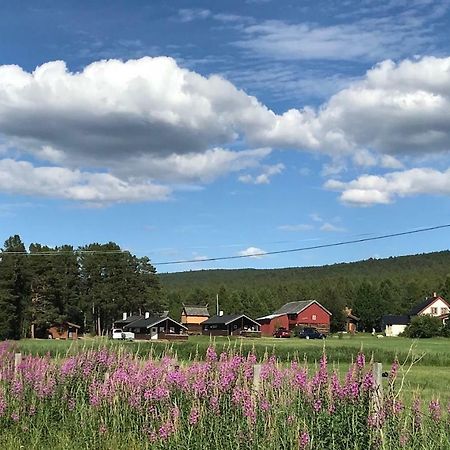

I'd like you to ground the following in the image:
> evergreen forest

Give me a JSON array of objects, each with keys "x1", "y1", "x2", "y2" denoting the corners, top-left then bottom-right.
[{"x1": 1, "y1": 233, "x2": 450, "y2": 337}]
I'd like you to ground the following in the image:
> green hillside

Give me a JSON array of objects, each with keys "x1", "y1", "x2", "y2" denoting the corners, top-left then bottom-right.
[{"x1": 160, "y1": 250, "x2": 450, "y2": 332}]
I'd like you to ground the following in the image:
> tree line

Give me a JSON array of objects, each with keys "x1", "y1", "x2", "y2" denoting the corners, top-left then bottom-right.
[
  {"x1": 161, "y1": 252, "x2": 450, "y2": 332},
  {"x1": 2, "y1": 233, "x2": 450, "y2": 338},
  {"x1": 0, "y1": 235, "x2": 161, "y2": 339}
]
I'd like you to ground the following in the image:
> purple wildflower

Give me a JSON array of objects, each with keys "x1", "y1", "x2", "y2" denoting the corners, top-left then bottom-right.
[
  {"x1": 356, "y1": 352, "x2": 365, "y2": 370},
  {"x1": 429, "y1": 399, "x2": 441, "y2": 422},
  {"x1": 298, "y1": 430, "x2": 309, "y2": 449},
  {"x1": 188, "y1": 407, "x2": 200, "y2": 426}
]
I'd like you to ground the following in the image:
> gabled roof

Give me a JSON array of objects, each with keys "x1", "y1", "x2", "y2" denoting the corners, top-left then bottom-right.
[
  {"x1": 182, "y1": 305, "x2": 210, "y2": 317},
  {"x1": 113, "y1": 315, "x2": 143, "y2": 326},
  {"x1": 202, "y1": 314, "x2": 260, "y2": 327},
  {"x1": 382, "y1": 315, "x2": 410, "y2": 326},
  {"x1": 124, "y1": 316, "x2": 187, "y2": 330},
  {"x1": 409, "y1": 296, "x2": 450, "y2": 315},
  {"x1": 273, "y1": 300, "x2": 332, "y2": 316}
]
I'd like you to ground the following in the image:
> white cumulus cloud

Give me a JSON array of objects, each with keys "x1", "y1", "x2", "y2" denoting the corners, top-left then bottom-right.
[
  {"x1": 325, "y1": 167, "x2": 450, "y2": 206},
  {"x1": 238, "y1": 246, "x2": 267, "y2": 258}
]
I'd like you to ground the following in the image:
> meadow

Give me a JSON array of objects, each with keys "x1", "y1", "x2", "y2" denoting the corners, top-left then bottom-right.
[
  {"x1": 13, "y1": 334, "x2": 450, "y2": 404},
  {"x1": 1, "y1": 336, "x2": 449, "y2": 450}
]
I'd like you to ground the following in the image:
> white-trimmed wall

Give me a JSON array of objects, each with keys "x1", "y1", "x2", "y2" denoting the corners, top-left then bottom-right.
[
  {"x1": 419, "y1": 298, "x2": 449, "y2": 317},
  {"x1": 385, "y1": 324, "x2": 407, "y2": 337}
]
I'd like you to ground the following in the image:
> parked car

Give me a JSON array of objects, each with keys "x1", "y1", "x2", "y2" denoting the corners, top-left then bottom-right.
[
  {"x1": 111, "y1": 328, "x2": 135, "y2": 341},
  {"x1": 297, "y1": 327, "x2": 325, "y2": 339},
  {"x1": 273, "y1": 327, "x2": 291, "y2": 338}
]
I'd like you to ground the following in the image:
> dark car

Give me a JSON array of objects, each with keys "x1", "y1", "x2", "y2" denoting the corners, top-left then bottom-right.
[
  {"x1": 297, "y1": 327, "x2": 326, "y2": 339},
  {"x1": 273, "y1": 327, "x2": 291, "y2": 338}
]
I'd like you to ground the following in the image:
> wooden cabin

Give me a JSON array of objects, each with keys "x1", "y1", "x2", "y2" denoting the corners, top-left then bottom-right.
[
  {"x1": 202, "y1": 314, "x2": 260, "y2": 337},
  {"x1": 47, "y1": 322, "x2": 80, "y2": 340},
  {"x1": 123, "y1": 315, "x2": 188, "y2": 340},
  {"x1": 180, "y1": 304, "x2": 210, "y2": 334}
]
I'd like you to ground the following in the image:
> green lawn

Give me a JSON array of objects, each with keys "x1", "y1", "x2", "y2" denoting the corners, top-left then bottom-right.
[{"x1": 9, "y1": 334, "x2": 450, "y2": 404}]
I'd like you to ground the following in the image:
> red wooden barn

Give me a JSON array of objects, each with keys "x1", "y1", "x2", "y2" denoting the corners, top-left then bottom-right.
[{"x1": 257, "y1": 301, "x2": 332, "y2": 336}]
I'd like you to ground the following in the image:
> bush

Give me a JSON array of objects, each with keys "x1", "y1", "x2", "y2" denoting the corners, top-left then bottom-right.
[
  {"x1": 441, "y1": 320, "x2": 450, "y2": 337},
  {"x1": 403, "y1": 315, "x2": 442, "y2": 338}
]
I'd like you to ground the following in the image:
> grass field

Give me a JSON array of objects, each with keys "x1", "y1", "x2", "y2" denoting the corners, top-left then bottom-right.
[
  {"x1": 10, "y1": 334, "x2": 450, "y2": 404},
  {"x1": 2, "y1": 335, "x2": 450, "y2": 449}
]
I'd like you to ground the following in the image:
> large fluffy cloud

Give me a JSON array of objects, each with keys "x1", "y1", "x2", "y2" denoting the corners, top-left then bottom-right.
[
  {"x1": 326, "y1": 167, "x2": 450, "y2": 206},
  {"x1": 0, "y1": 159, "x2": 169, "y2": 204},
  {"x1": 1, "y1": 55, "x2": 450, "y2": 204},
  {"x1": 2, "y1": 56, "x2": 450, "y2": 162}
]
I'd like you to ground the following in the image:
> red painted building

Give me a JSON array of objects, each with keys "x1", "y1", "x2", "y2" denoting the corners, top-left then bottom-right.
[{"x1": 257, "y1": 301, "x2": 332, "y2": 336}]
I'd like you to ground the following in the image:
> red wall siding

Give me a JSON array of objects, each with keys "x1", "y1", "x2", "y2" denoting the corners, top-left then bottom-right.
[
  {"x1": 260, "y1": 314, "x2": 289, "y2": 336},
  {"x1": 296, "y1": 303, "x2": 330, "y2": 326}
]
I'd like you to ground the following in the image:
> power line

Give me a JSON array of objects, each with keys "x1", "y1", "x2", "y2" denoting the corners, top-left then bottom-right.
[
  {"x1": 2, "y1": 223, "x2": 449, "y2": 265},
  {"x1": 153, "y1": 223, "x2": 450, "y2": 265}
]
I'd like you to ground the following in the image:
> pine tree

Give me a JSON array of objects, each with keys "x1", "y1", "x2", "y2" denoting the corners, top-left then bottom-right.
[{"x1": 0, "y1": 235, "x2": 29, "y2": 339}]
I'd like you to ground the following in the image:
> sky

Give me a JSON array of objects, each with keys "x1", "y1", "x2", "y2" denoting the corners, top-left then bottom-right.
[{"x1": 0, "y1": 0, "x2": 450, "y2": 272}]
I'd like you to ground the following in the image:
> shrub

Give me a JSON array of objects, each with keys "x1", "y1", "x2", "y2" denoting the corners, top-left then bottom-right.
[{"x1": 403, "y1": 315, "x2": 442, "y2": 338}]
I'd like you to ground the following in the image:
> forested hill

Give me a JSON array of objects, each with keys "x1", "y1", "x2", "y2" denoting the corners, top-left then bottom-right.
[
  {"x1": 161, "y1": 250, "x2": 450, "y2": 332},
  {"x1": 161, "y1": 251, "x2": 450, "y2": 289}
]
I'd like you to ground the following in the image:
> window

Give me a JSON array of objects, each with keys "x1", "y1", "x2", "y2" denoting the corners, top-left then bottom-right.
[
  {"x1": 312, "y1": 314, "x2": 317, "y2": 320},
  {"x1": 441, "y1": 307, "x2": 448, "y2": 315},
  {"x1": 431, "y1": 307, "x2": 438, "y2": 315}
]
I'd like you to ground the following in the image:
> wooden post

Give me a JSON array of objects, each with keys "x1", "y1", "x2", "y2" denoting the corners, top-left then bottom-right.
[
  {"x1": 253, "y1": 364, "x2": 262, "y2": 393},
  {"x1": 372, "y1": 362, "x2": 383, "y2": 410},
  {"x1": 14, "y1": 353, "x2": 22, "y2": 374}
]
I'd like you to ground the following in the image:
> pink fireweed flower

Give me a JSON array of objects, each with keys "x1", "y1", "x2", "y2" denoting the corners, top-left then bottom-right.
[
  {"x1": 344, "y1": 380, "x2": 360, "y2": 401},
  {"x1": 362, "y1": 372, "x2": 375, "y2": 392},
  {"x1": 298, "y1": 431, "x2": 309, "y2": 449},
  {"x1": 188, "y1": 407, "x2": 200, "y2": 426},
  {"x1": 206, "y1": 346, "x2": 218, "y2": 362},
  {"x1": 356, "y1": 352, "x2": 365, "y2": 370},
  {"x1": 330, "y1": 371, "x2": 344, "y2": 399},
  {"x1": 99, "y1": 424, "x2": 107, "y2": 435},
  {"x1": 260, "y1": 397, "x2": 270, "y2": 412},
  {"x1": 158, "y1": 420, "x2": 174, "y2": 440},
  {"x1": 389, "y1": 359, "x2": 399, "y2": 382},
  {"x1": 412, "y1": 397, "x2": 422, "y2": 429},
  {"x1": 312, "y1": 398, "x2": 322, "y2": 412},
  {"x1": 287, "y1": 415, "x2": 294, "y2": 425},
  {"x1": 210, "y1": 396, "x2": 220, "y2": 414},
  {"x1": 429, "y1": 399, "x2": 441, "y2": 422},
  {"x1": 293, "y1": 368, "x2": 308, "y2": 391},
  {"x1": 11, "y1": 412, "x2": 19, "y2": 422},
  {"x1": 392, "y1": 399, "x2": 404, "y2": 415},
  {"x1": 367, "y1": 409, "x2": 386, "y2": 429}
]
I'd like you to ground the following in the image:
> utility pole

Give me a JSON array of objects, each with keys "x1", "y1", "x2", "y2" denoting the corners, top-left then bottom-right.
[{"x1": 216, "y1": 293, "x2": 219, "y2": 316}]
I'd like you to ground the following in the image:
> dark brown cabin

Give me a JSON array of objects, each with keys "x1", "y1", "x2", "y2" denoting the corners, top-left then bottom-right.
[{"x1": 202, "y1": 314, "x2": 261, "y2": 337}]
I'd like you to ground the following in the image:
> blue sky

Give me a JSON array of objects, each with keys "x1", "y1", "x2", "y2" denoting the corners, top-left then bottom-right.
[{"x1": 1, "y1": 0, "x2": 450, "y2": 272}]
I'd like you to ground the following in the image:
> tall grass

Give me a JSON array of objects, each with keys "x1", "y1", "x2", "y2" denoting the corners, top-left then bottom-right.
[{"x1": 0, "y1": 341, "x2": 449, "y2": 449}]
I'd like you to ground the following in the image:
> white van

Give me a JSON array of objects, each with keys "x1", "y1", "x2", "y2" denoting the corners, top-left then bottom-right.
[{"x1": 111, "y1": 328, "x2": 135, "y2": 341}]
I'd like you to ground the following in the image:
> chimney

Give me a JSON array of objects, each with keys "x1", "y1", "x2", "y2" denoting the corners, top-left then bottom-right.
[
  {"x1": 145, "y1": 312, "x2": 150, "y2": 319},
  {"x1": 122, "y1": 312, "x2": 127, "y2": 320},
  {"x1": 219, "y1": 310, "x2": 224, "y2": 316},
  {"x1": 433, "y1": 292, "x2": 437, "y2": 298}
]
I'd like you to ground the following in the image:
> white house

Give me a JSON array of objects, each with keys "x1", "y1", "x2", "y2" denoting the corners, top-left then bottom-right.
[{"x1": 382, "y1": 293, "x2": 450, "y2": 337}]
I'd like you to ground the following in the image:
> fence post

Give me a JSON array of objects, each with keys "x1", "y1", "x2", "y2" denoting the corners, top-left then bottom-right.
[
  {"x1": 253, "y1": 364, "x2": 262, "y2": 393},
  {"x1": 372, "y1": 362, "x2": 383, "y2": 410},
  {"x1": 14, "y1": 353, "x2": 22, "y2": 374}
]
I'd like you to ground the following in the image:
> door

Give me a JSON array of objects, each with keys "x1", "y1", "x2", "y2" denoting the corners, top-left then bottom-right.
[{"x1": 150, "y1": 327, "x2": 158, "y2": 340}]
